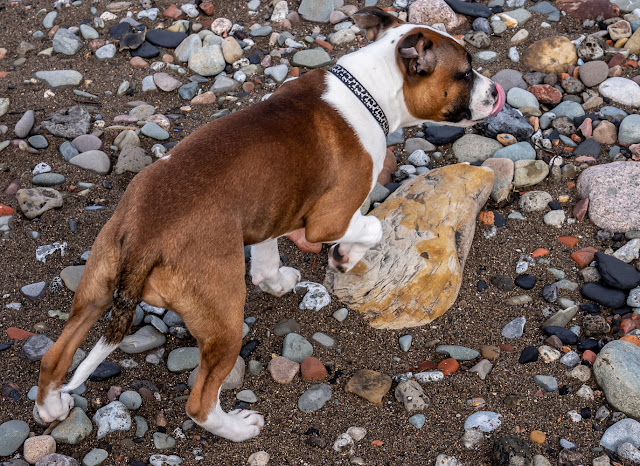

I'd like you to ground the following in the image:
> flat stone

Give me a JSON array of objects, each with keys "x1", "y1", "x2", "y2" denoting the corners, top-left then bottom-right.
[
  {"x1": 594, "y1": 340, "x2": 640, "y2": 419},
  {"x1": 51, "y1": 408, "x2": 93, "y2": 444},
  {"x1": 395, "y1": 380, "x2": 429, "y2": 412},
  {"x1": 267, "y1": 356, "x2": 299, "y2": 383},
  {"x1": 619, "y1": 115, "x2": 640, "y2": 144},
  {"x1": 36, "y1": 454, "x2": 80, "y2": 466},
  {"x1": 93, "y1": 401, "x2": 132, "y2": 439},
  {"x1": 20, "y1": 281, "x2": 48, "y2": 300},
  {"x1": 72, "y1": 135, "x2": 101, "y2": 152},
  {"x1": 502, "y1": 317, "x2": 526, "y2": 338},
  {"x1": 325, "y1": 165, "x2": 493, "y2": 329},
  {"x1": 595, "y1": 251, "x2": 640, "y2": 290},
  {"x1": 425, "y1": 125, "x2": 465, "y2": 144},
  {"x1": 146, "y1": 30, "x2": 188, "y2": 48},
  {"x1": 493, "y1": 141, "x2": 536, "y2": 161},
  {"x1": 282, "y1": 333, "x2": 313, "y2": 363},
  {"x1": 82, "y1": 448, "x2": 109, "y2": 466},
  {"x1": 60, "y1": 265, "x2": 84, "y2": 292},
  {"x1": 119, "y1": 325, "x2": 166, "y2": 354},
  {"x1": 513, "y1": 160, "x2": 549, "y2": 188},
  {"x1": 436, "y1": 345, "x2": 480, "y2": 360},
  {"x1": 533, "y1": 374, "x2": 558, "y2": 391},
  {"x1": 522, "y1": 36, "x2": 577, "y2": 74},
  {"x1": 88, "y1": 361, "x2": 121, "y2": 381},
  {"x1": 452, "y1": 134, "x2": 502, "y2": 162},
  {"x1": 154, "y1": 72, "x2": 181, "y2": 91},
  {"x1": 291, "y1": 49, "x2": 333, "y2": 68},
  {"x1": 16, "y1": 187, "x2": 63, "y2": 219},
  {"x1": 0, "y1": 420, "x2": 30, "y2": 456},
  {"x1": 345, "y1": 369, "x2": 391, "y2": 405},
  {"x1": 464, "y1": 411, "x2": 502, "y2": 432},
  {"x1": 478, "y1": 105, "x2": 534, "y2": 141},
  {"x1": 28, "y1": 135, "x2": 49, "y2": 149},
  {"x1": 141, "y1": 122, "x2": 169, "y2": 140},
  {"x1": 600, "y1": 418, "x2": 640, "y2": 451},
  {"x1": 15, "y1": 110, "x2": 35, "y2": 138},
  {"x1": 298, "y1": 0, "x2": 334, "y2": 22},
  {"x1": 298, "y1": 383, "x2": 332, "y2": 412},
  {"x1": 577, "y1": 162, "x2": 640, "y2": 232},
  {"x1": 41, "y1": 106, "x2": 91, "y2": 139},
  {"x1": 599, "y1": 78, "x2": 640, "y2": 107},
  {"x1": 167, "y1": 347, "x2": 199, "y2": 373},
  {"x1": 69, "y1": 151, "x2": 111, "y2": 175},
  {"x1": 115, "y1": 145, "x2": 152, "y2": 174}
]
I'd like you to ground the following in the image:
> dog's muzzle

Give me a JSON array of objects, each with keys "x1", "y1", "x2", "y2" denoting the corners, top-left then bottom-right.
[{"x1": 490, "y1": 83, "x2": 506, "y2": 117}]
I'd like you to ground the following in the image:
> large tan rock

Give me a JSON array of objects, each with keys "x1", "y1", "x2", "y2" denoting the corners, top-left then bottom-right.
[
  {"x1": 522, "y1": 36, "x2": 578, "y2": 74},
  {"x1": 324, "y1": 164, "x2": 493, "y2": 329}
]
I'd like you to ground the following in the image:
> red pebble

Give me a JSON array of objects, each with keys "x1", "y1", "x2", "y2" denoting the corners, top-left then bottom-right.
[
  {"x1": 300, "y1": 357, "x2": 327, "y2": 380},
  {"x1": 6, "y1": 327, "x2": 35, "y2": 340},
  {"x1": 582, "y1": 350, "x2": 597, "y2": 364},
  {"x1": 570, "y1": 247, "x2": 597, "y2": 268},
  {"x1": 438, "y1": 358, "x2": 459, "y2": 375}
]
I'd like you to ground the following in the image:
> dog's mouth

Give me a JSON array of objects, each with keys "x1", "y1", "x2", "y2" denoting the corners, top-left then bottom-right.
[{"x1": 490, "y1": 82, "x2": 505, "y2": 117}]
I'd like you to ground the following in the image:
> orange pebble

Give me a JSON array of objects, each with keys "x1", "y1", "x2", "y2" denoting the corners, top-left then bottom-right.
[
  {"x1": 6, "y1": 327, "x2": 35, "y2": 340},
  {"x1": 571, "y1": 134, "x2": 582, "y2": 143},
  {"x1": 560, "y1": 73, "x2": 570, "y2": 80},
  {"x1": 582, "y1": 350, "x2": 597, "y2": 364},
  {"x1": 530, "y1": 430, "x2": 546, "y2": 444},
  {"x1": 567, "y1": 181, "x2": 576, "y2": 189},
  {"x1": 558, "y1": 236, "x2": 579, "y2": 248},
  {"x1": 438, "y1": 358, "x2": 459, "y2": 375},
  {"x1": 315, "y1": 38, "x2": 334, "y2": 51},
  {"x1": 371, "y1": 440, "x2": 384, "y2": 446},
  {"x1": 570, "y1": 247, "x2": 597, "y2": 268},
  {"x1": 478, "y1": 211, "x2": 494, "y2": 225},
  {"x1": 290, "y1": 67, "x2": 300, "y2": 77},
  {"x1": 620, "y1": 335, "x2": 640, "y2": 348},
  {"x1": 621, "y1": 319, "x2": 637, "y2": 335},
  {"x1": 0, "y1": 203, "x2": 15, "y2": 216},
  {"x1": 532, "y1": 248, "x2": 550, "y2": 257}
]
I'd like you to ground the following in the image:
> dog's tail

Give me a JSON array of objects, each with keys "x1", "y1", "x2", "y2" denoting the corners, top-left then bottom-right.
[{"x1": 62, "y1": 246, "x2": 158, "y2": 392}]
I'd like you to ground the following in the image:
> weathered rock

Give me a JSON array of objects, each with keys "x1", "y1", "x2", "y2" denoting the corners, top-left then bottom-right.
[
  {"x1": 40, "y1": 106, "x2": 91, "y2": 139},
  {"x1": 345, "y1": 369, "x2": 392, "y2": 404},
  {"x1": 594, "y1": 340, "x2": 640, "y2": 419},
  {"x1": 325, "y1": 164, "x2": 493, "y2": 329},
  {"x1": 16, "y1": 188, "x2": 63, "y2": 219},
  {"x1": 408, "y1": 0, "x2": 464, "y2": 31},
  {"x1": 521, "y1": 37, "x2": 577, "y2": 74},
  {"x1": 556, "y1": 0, "x2": 620, "y2": 18},
  {"x1": 115, "y1": 146, "x2": 152, "y2": 174},
  {"x1": 577, "y1": 162, "x2": 640, "y2": 232}
]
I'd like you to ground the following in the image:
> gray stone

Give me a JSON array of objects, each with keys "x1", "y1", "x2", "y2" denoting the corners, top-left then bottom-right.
[
  {"x1": 599, "y1": 77, "x2": 640, "y2": 107},
  {"x1": 34, "y1": 70, "x2": 84, "y2": 89},
  {"x1": 513, "y1": 160, "x2": 549, "y2": 188},
  {"x1": 492, "y1": 69, "x2": 527, "y2": 93},
  {"x1": 82, "y1": 449, "x2": 109, "y2": 466},
  {"x1": 119, "y1": 391, "x2": 142, "y2": 410},
  {"x1": 59, "y1": 141, "x2": 79, "y2": 160},
  {"x1": 60, "y1": 265, "x2": 84, "y2": 292},
  {"x1": 153, "y1": 432, "x2": 176, "y2": 449},
  {"x1": 178, "y1": 81, "x2": 198, "y2": 100},
  {"x1": 493, "y1": 142, "x2": 536, "y2": 161},
  {"x1": 115, "y1": 145, "x2": 152, "y2": 174},
  {"x1": 283, "y1": 333, "x2": 313, "y2": 363},
  {"x1": 619, "y1": 114, "x2": 640, "y2": 144},
  {"x1": 474, "y1": 51, "x2": 498, "y2": 64},
  {"x1": 167, "y1": 347, "x2": 199, "y2": 373},
  {"x1": 435, "y1": 345, "x2": 479, "y2": 361},
  {"x1": 28, "y1": 135, "x2": 48, "y2": 149},
  {"x1": 298, "y1": 383, "x2": 332, "y2": 412},
  {"x1": 236, "y1": 389, "x2": 258, "y2": 403},
  {"x1": 32, "y1": 173, "x2": 66, "y2": 188},
  {"x1": 533, "y1": 374, "x2": 558, "y2": 392},
  {"x1": 43, "y1": 11, "x2": 58, "y2": 29},
  {"x1": 464, "y1": 411, "x2": 502, "y2": 432},
  {"x1": 250, "y1": 26, "x2": 273, "y2": 37},
  {"x1": 51, "y1": 408, "x2": 93, "y2": 444},
  {"x1": 210, "y1": 75, "x2": 240, "y2": 93},
  {"x1": 15, "y1": 110, "x2": 35, "y2": 138},
  {"x1": 594, "y1": 340, "x2": 640, "y2": 420},
  {"x1": 507, "y1": 88, "x2": 539, "y2": 109},
  {"x1": 265, "y1": 64, "x2": 289, "y2": 83},
  {"x1": 80, "y1": 24, "x2": 99, "y2": 40},
  {"x1": 0, "y1": 420, "x2": 30, "y2": 456},
  {"x1": 36, "y1": 454, "x2": 79, "y2": 466},
  {"x1": 174, "y1": 34, "x2": 202, "y2": 63},
  {"x1": 399, "y1": 334, "x2": 413, "y2": 352},
  {"x1": 501, "y1": 317, "x2": 526, "y2": 339},
  {"x1": 95, "y1": 43, "x2": 116, "y2": 60},
  {"x1": 20, "y1": 280, "x2": 48, "y2": 300},
  {"x1": 519, "y1": 190, "x2": 552, "y2": 212},
  {"x1": 141, "y1": 122, "x2": 169, "y2": 140},
  {"x1": 93, "y1": 402, "x2": 131, "y2": 442},
  {"x1": 541, "y1": 305, "x2": 578, "y2": 329},
  {"x1": 69, "y1": 151, "x2": 111, "y2": 175},
  {"x1": 551, "y1": 101, "x2": 585, "y2": 119},
  {"x1": 292, "y1": 49, "x2": 333, "y2": 68},
  {"x1": 298, "y1": 0, "x2": 334, "y2": 22},
  {"x1": 311, "y1": 332, "x2": 336, "y2": 348},
  {"x1": 452, "y1": 134, "x2": 502, "y2": 163},
  {"x1": 134, "y1": 416, "x2": 148, "y2": 437},
  {"x1": 72, "y1": 135, "x2": 101, "y2": 153},
  {"x1": 53, "y1": 29, "x2": 84, "y2": 55},
  {"x1": 220, "y1": 356, "x2": 245, "y2": 390},
  {"x1": 23, "y1": 334, "x2": 54, "y2": 361},
  {"x1": 600, "y1": 418, "x2": 640, "y2": 451},
  {"x1": 41, "y1": 106, "x2": 91, "y2": 139},
  {"x1": 119, "y1": 325, "x2": 166, "y2": 354},
  {"x1": 188, "y1": 45, "x2": 226, "y2": 76}
]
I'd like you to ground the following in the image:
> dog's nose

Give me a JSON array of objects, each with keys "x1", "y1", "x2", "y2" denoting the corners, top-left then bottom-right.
[{"x1": 490, "y1": 84, "x2": 498, "y2": 99}]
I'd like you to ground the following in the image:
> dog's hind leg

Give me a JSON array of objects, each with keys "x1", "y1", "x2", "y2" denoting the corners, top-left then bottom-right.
[
  {"x1": 182, "y1": 251, "x2": 264, "y2": 441},
  {"x1": 36, "y1": 232, "x2": 118, "y2": 423},
  {"x1": 250, "y1": 238, "x2": 300, "y2": 296}
]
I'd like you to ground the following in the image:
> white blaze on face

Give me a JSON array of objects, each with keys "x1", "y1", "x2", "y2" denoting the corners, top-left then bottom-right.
[{"x1": 469, "y1": 71, "x2": 500, "y2": 121}]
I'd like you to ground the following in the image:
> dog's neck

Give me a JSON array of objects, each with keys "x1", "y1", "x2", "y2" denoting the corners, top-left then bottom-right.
[{"x1": 335, "y1": 24, "x2": 428, "y2": 133}]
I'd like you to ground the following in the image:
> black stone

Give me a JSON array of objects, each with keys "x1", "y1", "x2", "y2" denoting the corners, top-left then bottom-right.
[
  {"x1": 613, "y1": 306, "x2": 633, "y2": 316},
  {"x1": 595, "y1": 252, "x2": 640, "y2": 290},
  {"x1": 424, "y1": 125, "x2": 465, "y2": 144},
  {"x1": 0, "y1": 342, "x2": 13, "y2": 352},
  {"x1": 385, "y1": 182, "x2": 401, "y2": 193},
  {"x1": 559, "y1": 385, "x2": 569, "y2": 395},
  {"x1": 491, "y1": 5, "x2": 503, "y2": 13},
  {"x1": 240, "y1": 339, "x2": 259, "y2": 358},
  {"x1": 514, "y1": 274, "x2": 536, "y2": 290},
  {"x1": 145, "y1": 30, "x2": 188, "y2": 49},
  {"x1": 577, "y1": 339, "x2": 599, "y2": 352},
  {"x1": 491, "y1": 275, "x2": 515, "y2": 291},
  {"x1": 581, "y1": 283, "x2": 627, "y2": 308},
  {"x1": 493, "y1": 212, "x2": 506, "y2": 228},
  {"x1": 491, "y1": 435, "x2": 532, "y2": 466},
  {"x1": 574, "y1": 113, "x2": 598, "y2": 126},
  {"x1": 248, "y1": 50, "x2": 264, "y2": 64},
  {"x1": 131, "y1": 461, "x2": 146, "y2": 466},
  {"x1": 477, "y1": 104, "x2": 534, "y2": 141},
  {"x1": 89, "y1": 361, "x2": 121, "y2": 381},
  {"x1": 542, "y1": 284, "x2": 557, "y2": 302},
  {"x1": 109, "y1": 22, "x2": 133, "y2": 40},
  {"x1": 574, "y1": 137, "x2": 600, "y2": 157},
  {"x1": 444, "y1": 0, "x2": 492, "y2": 17},
  {"x1": 518, "y1": 346, "x2": 539, "y2": 363},
  {"x1": 477, "y1": 280, "x2": 488, "y2": 291},
  {"x1": 581, "y1": 407, "x2": 591, "y2": 419},
  {"x1": 548, "y1": 201, "x2": 562, "y2": 210},
  {"x1": 131, "y1": 380, "x2": 160, "y2": 392},
  {"x1": 130, "y1": 41, "x2": 160, "y2": 59},
  {"x1": 544, "y1": 326, "x2": 578, "y2": 345},
  {"x1": 580, "y1": 302, "x2": 601, "y2": 314}
]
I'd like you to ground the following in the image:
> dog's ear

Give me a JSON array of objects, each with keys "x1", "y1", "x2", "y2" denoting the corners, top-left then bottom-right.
[
  {"x1": 351, "y1": 7, "x2": 401, "y2": 41},
  {"x1": 397, "y1": 32, "x2": 437, "y2": 77}
]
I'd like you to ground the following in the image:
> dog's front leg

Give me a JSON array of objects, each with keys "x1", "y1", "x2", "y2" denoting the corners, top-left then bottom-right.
[
  {"x1": 250, "y1": 238, "x2": 301, "y2": 296},
  {"x1": 328, "y1": 212, "x2": 383, "y2": 273}
]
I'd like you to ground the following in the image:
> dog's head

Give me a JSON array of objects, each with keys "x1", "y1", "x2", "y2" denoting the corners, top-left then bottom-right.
[{"x1": 352, "y1": 7, "x2": 505, "y2": 126}]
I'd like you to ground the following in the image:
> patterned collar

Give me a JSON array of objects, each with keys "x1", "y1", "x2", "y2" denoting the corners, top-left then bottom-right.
[{"x1": 328, "y1": 64, "x2": 390, "y2": 135}]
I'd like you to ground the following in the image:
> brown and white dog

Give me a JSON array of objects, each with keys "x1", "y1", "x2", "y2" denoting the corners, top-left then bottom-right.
[{"x1": 36, "y1": 8, "x2": 505, "y2": 442}]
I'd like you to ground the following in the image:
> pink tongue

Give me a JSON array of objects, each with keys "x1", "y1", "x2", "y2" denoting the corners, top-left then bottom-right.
[{"x1": 490, "y1": 82, "x2": 505, "y2": 117}]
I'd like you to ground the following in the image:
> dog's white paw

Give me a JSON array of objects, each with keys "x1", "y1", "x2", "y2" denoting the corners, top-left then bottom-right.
[
  {"x1": 199, "y1": 409, "x2": 265, "y2": 442},
  {"x1": 258, "y1": 266, "x2": 301, "y2": 297},
  {"x1": 36, "y1": 390, "x2": 74, "y2": 423}
]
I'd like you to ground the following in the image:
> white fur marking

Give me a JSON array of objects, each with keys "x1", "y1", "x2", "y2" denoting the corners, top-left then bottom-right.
[
  {"x1": 61, "y1": 337, "x2": 117, "y2": 393},
  {"x1": 37, "y1": 389, "x2": 75, "y2": 423},
  {"x1": 193, "y1": 387, "x2": 265, "y2": 442},
  {"x1": 250, "y1": 239, "x2": 301, "y2": 296}
]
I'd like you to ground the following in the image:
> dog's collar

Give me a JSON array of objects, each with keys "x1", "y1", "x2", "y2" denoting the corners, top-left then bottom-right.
[{"x1": 328, "y1": 64, "x2": 390, "y2": 136}]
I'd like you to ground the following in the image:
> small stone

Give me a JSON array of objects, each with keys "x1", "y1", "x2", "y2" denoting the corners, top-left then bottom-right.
[
  {"x1": 502, "y1": 317, "x2": 526, "y2": 338},
  {"x1": 345, "y1": 369, "x2": 391, "y2": 405},
  {"x1": 93, "y1": 401, "x2": 132, "y2": 440},
  {"x1": 267, "y1": 356, "x2": 299, "y2": 383},
  {"x1": 464, "y1": 411, "x2": 502, "y2": 432},
  {"x1": 298, "y1": 383, "x2": 332, "y2": 412}
]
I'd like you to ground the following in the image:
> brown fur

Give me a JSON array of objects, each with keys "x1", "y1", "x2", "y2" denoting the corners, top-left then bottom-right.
[{"x1": 38, "y1": 69, "x2": 373, "y2": 424}]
